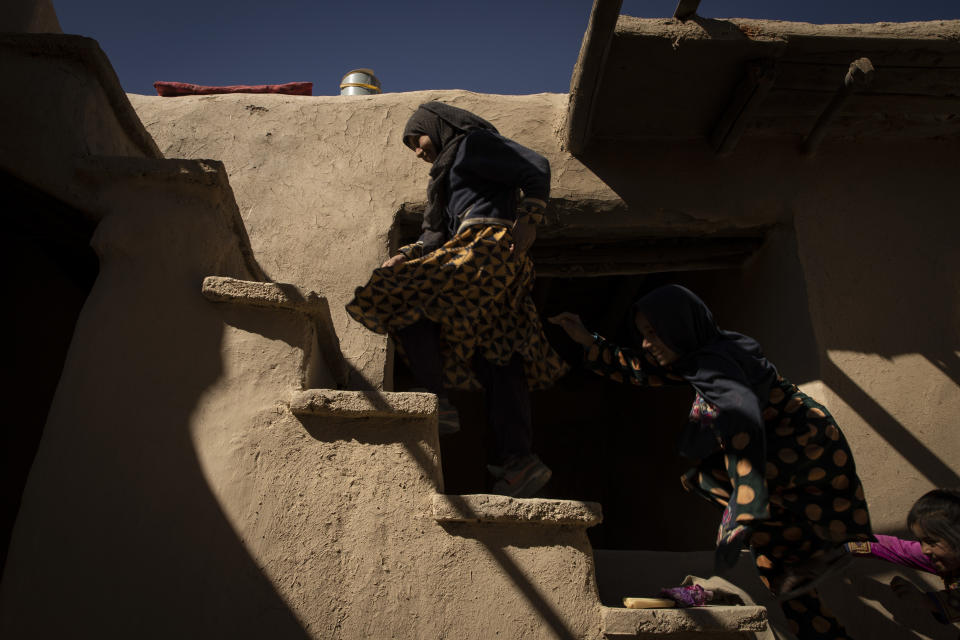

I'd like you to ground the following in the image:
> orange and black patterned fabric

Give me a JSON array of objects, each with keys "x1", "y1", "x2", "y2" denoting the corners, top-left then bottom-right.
[{"x1": 346, "y1": 224, "x2": 568, "y2": 391}]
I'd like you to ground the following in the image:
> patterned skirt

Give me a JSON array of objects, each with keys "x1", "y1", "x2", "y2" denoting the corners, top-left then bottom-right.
[
  {"x1": 345, "y1": 225, "x2": 569, "y2": 391},
  {"x1": 685, "y1": 377, "x2": 873, "y2": 573}
]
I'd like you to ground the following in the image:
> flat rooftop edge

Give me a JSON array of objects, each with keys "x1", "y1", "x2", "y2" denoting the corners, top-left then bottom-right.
[
  {"x1": 601, "y1": 604, "x2": 767, "y2": 637},
  {"x1": 290, "y1": 389, "x2": 437, "y2": 419},
  {"x1": 433, "y1": 493, "x2": 603, "y2": 527}
]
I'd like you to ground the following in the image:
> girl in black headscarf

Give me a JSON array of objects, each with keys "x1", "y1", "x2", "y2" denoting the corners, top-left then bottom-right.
[
  {"x1": 346, "y1": 102, "x2": 568, "y2": 498},
  {"x1": 550, "y1": 285, "x2": 873, "y2": 640}
]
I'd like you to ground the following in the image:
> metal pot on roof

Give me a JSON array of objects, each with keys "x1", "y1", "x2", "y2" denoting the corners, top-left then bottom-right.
[{"x1": 340, "y1": 69, "x2": 381, "y2": 95}]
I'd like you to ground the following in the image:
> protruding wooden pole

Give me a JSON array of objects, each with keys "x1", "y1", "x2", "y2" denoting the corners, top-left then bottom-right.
[
  {"x1": 564, "y1": 0, "x2": 623, "y2": 155},
  {"x1": 801, "y1": 57, "x2": 875, "y2": 156},
  {"x1": 674, "y1": 0, "x2": 701, "y2": 21},
  {"x1": 710, "y1": 59, "x2": 778, "y2": 155}
]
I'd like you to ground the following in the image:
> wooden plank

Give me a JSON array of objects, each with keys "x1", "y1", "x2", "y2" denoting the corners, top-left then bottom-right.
[
  {"x1": 588, "y1": 112, "x2": 960, "y2": 140},
  {"x1": 533, "y1": 241, "x2": 762, "y2": 265},
  {"x1": 780, "y1": 42, "x2": 960, "y2": 69},
  {"x1": 745, "y1": 113, "x2": 960, "y2": 140},
  {"x1": 535, "y1": 255, "x2": 749, "y2": 278},
  {"x1": 801, "y1": 57, "x2": 875, "y2": 155},
  {"x1": 710, "y1": 58, "x2": 779, "y2": 154},
  {"x1": 758, "y1": 89, "x2": 960, "y2": 116},
  {"x1": 774, "y1": 61, "x2": 960, "y2": 97},
  {"x1": 531, "y1": 236, "x2": 765, "y2": 277},
  {"x1": 564, "y1": 0, "x2": 624, "y2": 155},
  {"x1": 673, "y1": 0, "x2": 701, "y2": 21}
]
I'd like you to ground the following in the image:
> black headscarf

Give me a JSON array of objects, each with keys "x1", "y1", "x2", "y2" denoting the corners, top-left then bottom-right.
[
  {"x1": 632, "y1": 285, "x2": 778, "y2": 460},
  {"x1": 402, "y1": 102, "x2": 497, "y2": 241}
]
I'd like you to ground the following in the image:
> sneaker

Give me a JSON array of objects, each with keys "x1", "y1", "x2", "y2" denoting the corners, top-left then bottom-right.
[
  {"x1": 409, "y1": 388, "x2": 460, "y2": 435},
  {"x1": 436, "y1": 396, "x2": 461, "y2": 435},
  {"x1": 489, "y1": 454, "x2": 552, "y2": 498}
]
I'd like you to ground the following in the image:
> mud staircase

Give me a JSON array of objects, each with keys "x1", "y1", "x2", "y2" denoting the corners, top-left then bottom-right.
[
  {"x1": 200, "y1": 275, "x2": 769, "y2": 639},
  {"x1": 1, "y1": 26, "x2": 770, "y2": 639}
]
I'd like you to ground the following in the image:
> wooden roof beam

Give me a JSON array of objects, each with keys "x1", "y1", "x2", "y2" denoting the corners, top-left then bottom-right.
[
  {"x1": 710, "y1": 58, "x2": 779, "y2": 155},
  {"x1": 673, "y1": 0, "x2": 702, "y2": 21},
  {"x1": 564, "y1": 0, "x2": 623, "y2": 155},
  {"x1": 801, "y1": 57, "x2": 876, "y2": 155}
]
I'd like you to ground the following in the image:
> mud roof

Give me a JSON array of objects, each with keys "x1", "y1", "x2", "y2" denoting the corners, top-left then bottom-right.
[{"x1": 565, "y1": 1, "x2": 960, "y2": 154}]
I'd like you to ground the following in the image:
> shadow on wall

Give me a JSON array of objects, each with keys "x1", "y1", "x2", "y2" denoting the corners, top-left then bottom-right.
[
  {"x1": 1, "y1": 208, "x2": 310, "y2": 638},
  {"x1": 596, "y1": 548, "x2": 957, "y2": 640},
  {"x1": 683, "y1": 216, "x2": 960, "y2": 492},
  {"x1": 793, "y1": 164, "x2": 960, "y2": 490},
  {"x1": 574, "y1": 138, "x2": 960, "y2": 494},
  {"x1": 296, "y1": 359, "x2": 589, "y2": 640}
]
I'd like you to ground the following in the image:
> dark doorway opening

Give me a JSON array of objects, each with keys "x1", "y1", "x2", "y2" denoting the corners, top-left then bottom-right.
[
  {"x1": 387, "y1": 205, "x2": 780, "y2": 551},
  {"x1": 392, "y1": 271, "x2": 724, "y2": 552},
  {"x1": 3, "y1": 171, "x2": 99, "y2": 572}
]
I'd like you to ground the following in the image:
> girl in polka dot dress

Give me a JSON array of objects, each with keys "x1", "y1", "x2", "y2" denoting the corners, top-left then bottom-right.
[{"x1": 550, "y1": 284, "x2": 873, "y2": 640}]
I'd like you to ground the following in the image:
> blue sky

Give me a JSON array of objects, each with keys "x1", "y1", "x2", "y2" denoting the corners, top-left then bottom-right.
[{"x1": 57, "y1": 1, "x2": 959, "y2": 96}]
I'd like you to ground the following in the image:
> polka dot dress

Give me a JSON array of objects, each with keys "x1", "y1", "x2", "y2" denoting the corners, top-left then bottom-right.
[
  {"x1": 692, "y1": 379, "x2": 870, "y2": 540},
  {"x1": 692, "y1": 377, "x2": 872, "y2": 639},
  {"x1": 583, "y1": 338, "x2": 873, "y2": 640},
  {"x1": 346, "y1": 225, "x2": 569, "y2": 391}
]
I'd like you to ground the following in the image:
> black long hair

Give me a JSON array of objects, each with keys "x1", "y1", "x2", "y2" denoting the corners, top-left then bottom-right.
[{"x1": 907, "y1": 488, "x2": 960, "y2": 552}]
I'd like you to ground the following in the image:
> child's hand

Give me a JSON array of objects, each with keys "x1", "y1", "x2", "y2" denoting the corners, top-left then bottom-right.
[
  {"x1": 548, "y1": 312, "x2": 594, "y2": 346},
  {"x1": 890, "y1": 576, "x2": 937, "y2": 612},
  {"x1": 511, "y1": 218, "x2": 536, "y2": 255},
  {"x1": 381, "y1": 254, "x2": 407, "y2": 268}
]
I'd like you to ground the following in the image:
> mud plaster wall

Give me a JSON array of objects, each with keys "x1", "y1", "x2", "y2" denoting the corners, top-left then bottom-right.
[
  {"x1": 129, "y1": 91, "x2": 615, "y2": 389},
  {"x1": 2, "y1": 90, "x2": 608, "y2": 638},
  {"x1": 132, "y1": 91, "x2": 960, "y2": 536},
  {"x1": 3, "y1": 153, "x2": 603, "y2": 638},
  {"x1": 579, "y1": 136, "x2": 960, "y2": 535},
  {"x1": 0, "y1": 35, "x2": 160, "y2": 209}
]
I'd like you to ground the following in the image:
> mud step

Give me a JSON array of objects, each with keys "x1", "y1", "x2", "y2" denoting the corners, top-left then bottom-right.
[
  {"x1": 202, "y1": 276, "x2": 328, "y2": 314},
  {"x1": 289, "y1": 389, "x2": 436, "y2": 420},
  {"x1": 601, "y1": 604, "x2": 767, "y2": 638},
  {"x1": 432, "y1": 493, "x2": 602, "y2": 527},
  {"x1": 202, "y1": 275, "x2": 348, "y2": 387}
]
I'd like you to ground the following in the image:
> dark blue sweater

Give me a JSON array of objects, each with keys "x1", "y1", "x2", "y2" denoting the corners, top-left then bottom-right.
[{"x1": 416, "y1": 130, "x2": 550, "y2": 253}]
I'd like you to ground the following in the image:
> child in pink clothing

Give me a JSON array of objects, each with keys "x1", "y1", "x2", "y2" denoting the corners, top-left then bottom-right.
[{"x1": 846, "y1": 489, "x2": 960, "y2": 624}]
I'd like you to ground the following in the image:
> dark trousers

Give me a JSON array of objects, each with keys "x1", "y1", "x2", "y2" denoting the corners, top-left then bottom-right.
[{"x1": 395, "y1": 319, "x2": 532, "y2": 462}]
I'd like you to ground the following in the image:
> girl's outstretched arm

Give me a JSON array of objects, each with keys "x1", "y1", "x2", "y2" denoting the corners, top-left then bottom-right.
[
  {"x1": 548, "y1": 312, "x2": 593, "y2": 346},
  {"x1": 846, "y1": 535, "x2": 938, "y2": 573},
  {"x1": 549, "y1": 313, "x2": 648, "y2": 386}
]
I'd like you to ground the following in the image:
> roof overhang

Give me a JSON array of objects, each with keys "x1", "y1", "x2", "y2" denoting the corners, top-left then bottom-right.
[{"x1": 565, "y1": 1, "x2": 960, "y2": 155}]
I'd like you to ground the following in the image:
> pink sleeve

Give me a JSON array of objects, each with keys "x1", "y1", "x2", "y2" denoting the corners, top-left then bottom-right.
[{"x1": 848, "y1": 535, "x2": 938, "y2": 573}]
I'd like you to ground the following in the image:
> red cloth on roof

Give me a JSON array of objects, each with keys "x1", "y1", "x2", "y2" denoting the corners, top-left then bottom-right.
[{"x1": 153, "y1": 81, "x2": 312, "y2": 97}]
